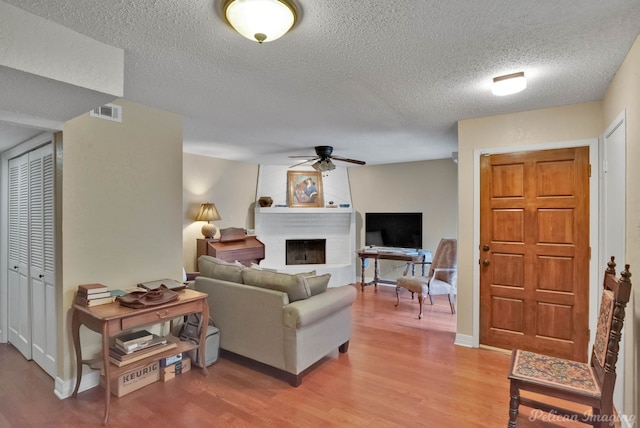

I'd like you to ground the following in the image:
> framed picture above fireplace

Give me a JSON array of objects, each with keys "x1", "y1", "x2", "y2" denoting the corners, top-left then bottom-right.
[{"x1": 287, "y1": 170, "x2": 324, "y2": 207}]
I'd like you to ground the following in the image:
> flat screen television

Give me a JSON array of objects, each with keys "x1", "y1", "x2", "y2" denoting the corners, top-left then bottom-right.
[{"x1": 365, "y1": 212, "x2": 423, "y2": 249}]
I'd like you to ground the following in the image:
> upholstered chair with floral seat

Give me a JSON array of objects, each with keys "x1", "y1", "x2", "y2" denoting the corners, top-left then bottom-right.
[
  {"x1": 395, "y1": 238, "x2": 457, "y2": 319},
  {"x1": 507, "y1": 256, "x2": 632, "y2": 428}
]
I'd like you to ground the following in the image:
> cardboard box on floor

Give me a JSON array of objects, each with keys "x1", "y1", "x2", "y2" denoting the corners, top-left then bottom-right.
[
  {"x1": 160, "y1": 356, "x2": 191, "y2": 382},
  {"x1": 101, "y1": 361, "x2": 160, "y2": 397}
]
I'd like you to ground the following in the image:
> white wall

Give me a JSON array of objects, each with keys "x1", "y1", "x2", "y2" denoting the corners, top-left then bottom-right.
[{"x1": 602, "y1": 34, "x2": 640, "y2": 425}]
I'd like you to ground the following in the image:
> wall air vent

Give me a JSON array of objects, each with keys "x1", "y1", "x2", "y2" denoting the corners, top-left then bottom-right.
[{"x1": 89, "y1": 103, "x2": 122, "y2": 122}]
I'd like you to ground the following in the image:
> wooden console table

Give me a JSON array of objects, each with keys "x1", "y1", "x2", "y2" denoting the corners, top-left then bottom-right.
[
  {"x1": 197, "y1": 236, "x2": 265, "y2": 267},
  {"x1": 357, "y1": 249, "x2": 428, "y2": 291},
  {"x1": 71, "y1": 289, "x2": 209, "y2": 424}
]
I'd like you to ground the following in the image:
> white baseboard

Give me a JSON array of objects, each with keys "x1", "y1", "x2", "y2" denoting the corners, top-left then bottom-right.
[
  {"x1": 54, "y1": 371, "x2": 100, "y2": 399},
  {"x1": 454, "y1": 333, "x2": 474, "y2": 348}
]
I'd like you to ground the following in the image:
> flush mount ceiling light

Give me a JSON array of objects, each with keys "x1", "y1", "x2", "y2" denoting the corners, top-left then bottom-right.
[
  {"x1": 224, "y1": 0, "x2": 297, "y2": 44},
  {"x1": 491, "y1": 72, "x2": 527, "y2": 96}
]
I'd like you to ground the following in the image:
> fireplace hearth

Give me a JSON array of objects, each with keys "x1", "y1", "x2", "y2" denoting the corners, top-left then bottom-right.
[{"x1": 286, "y1": 239, "x2": 326, "y2": 265}]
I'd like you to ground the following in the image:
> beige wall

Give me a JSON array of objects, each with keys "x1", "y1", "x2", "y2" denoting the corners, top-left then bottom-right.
[
  {"x1": 457, "y1": 101, "x2": 603, "y2": 342},
  {"x1": 602, "y1": 34, "x2": 639, "y2": 422},
  {"x1": 60, "y1": 100, "x2": 183, "y2": 380},
  {"x1": 182, "y1": 153, "x2": 259, "y2": 272},
  {"x1": 458, "y1": 35, "x2": 640, "y2": 420},
  {"x1": 349, "y1": 159, "x2": 458, "y2": 280}
]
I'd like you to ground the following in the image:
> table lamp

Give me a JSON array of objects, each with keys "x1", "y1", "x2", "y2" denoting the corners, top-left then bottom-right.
[{"x1": 195, "y1": 203, "x2": 221, "y2": 238}]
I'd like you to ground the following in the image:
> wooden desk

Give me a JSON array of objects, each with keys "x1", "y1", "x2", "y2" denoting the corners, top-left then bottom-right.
[
  {"x1": 71, "y1": 289, "x2": 209, "y2": 424},
  {"x1": 357, "y1": 249, "x2": 427, "y2": 291}
]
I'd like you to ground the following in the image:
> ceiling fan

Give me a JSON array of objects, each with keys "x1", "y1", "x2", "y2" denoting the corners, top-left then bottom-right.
[{"x1": 289, "y1": 146, "x2": 366, "y2": 171}]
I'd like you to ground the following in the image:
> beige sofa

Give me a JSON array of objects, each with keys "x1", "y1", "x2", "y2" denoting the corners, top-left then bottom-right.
[{"x1": 194, "y1": 256, "x2": 357, "y2": 386}]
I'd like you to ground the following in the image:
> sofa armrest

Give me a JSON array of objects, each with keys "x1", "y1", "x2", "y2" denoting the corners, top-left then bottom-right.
[{"x1": 283, "y1": 285, "x2": 357, "y2": 329}]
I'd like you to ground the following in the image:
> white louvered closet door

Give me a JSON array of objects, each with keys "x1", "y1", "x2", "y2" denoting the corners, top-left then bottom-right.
[
  {"x1": 7, "y1": 142, "x2": 57, "y2": 378},
  {"x1": 29, "y1": 144, "x2": 57, "y2": 377},
  {"x1": 8, "y1": 152, "x2": 31, "y2": 359}
]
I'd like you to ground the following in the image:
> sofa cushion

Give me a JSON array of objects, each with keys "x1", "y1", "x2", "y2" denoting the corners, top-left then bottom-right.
[
  {"x1": 303, "y1": 274, "x2": 331, "y2": 296},
  {"x1": 198, "y1": 255, "x2": 244, "y2": 283},
  {"x1": 242, "y1": 268, "x2": 311, "y2": 302}
]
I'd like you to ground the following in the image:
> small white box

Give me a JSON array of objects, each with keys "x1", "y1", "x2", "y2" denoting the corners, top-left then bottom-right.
[{"x1": 159, "y1": 353, "x2": 183, "y2": 367}]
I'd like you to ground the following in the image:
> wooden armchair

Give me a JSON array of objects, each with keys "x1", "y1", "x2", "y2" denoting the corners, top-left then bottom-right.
[
  {"x1": 507, "y1": 256, "x2": 632, "y2": 427},
  {"x1": 395, "y1": 238, "x2": 457, "y2": 318}
]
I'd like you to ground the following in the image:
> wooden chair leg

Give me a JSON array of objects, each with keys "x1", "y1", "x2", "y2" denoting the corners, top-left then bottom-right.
[
  {"x1": 449, "y1": 293, "x2": 456, "y2": 314},
  {"x1": 418, "y1": 293, "x2": 424, "y2": 319},
  {"x1": 395, "y1": 286, "x2": 400, "y2": 307},
  {"x1": 508, "y1": 382, "x2": 519, "y2": 427}
]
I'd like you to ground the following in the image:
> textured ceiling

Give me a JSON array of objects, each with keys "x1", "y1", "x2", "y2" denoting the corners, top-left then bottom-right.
[{"x1": 4, "y1": 0, "x2": 640, "y2": 165}]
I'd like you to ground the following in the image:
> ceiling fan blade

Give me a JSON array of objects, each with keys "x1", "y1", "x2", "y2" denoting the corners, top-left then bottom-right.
[
  {"x1": 288, "y1": 155, "x2": 317, "y2": 158},
  {"x1": 331, "y1": 155, "x2": 366, "y2": 165},
  {"x1": 289, "y1": 158, "x2": 315, "y2": 168}
]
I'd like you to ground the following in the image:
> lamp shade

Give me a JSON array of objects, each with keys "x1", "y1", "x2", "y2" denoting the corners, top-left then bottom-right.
[
  {"x1": 195, "y1": 203, "x2": 221, "y2": 222},
  {"x1": 492, "y1": 72, "x2": 526, "y2": 96},
  {"x1": 224, "y1": 0, "x2": 296, "y2": 43}
]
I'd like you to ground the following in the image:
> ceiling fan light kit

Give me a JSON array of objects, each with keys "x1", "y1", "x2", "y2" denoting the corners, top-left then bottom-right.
[
  {"x1": 224, "y1": 0, "x2": 297, "y2": 43},
  {"x1": 492, "y1": 71, "x2": 527, "y2": 96},
  {"x1": 312, "y1": 159, "x2": 336, "y2": 171}
]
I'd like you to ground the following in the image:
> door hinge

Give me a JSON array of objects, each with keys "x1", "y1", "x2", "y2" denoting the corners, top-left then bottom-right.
[
  {"x1": 589, "y1": 247, "x2": 591, "y2": 260},
  {"x1": 588, "y1": 164, "x2": 592, "y2": 177}
]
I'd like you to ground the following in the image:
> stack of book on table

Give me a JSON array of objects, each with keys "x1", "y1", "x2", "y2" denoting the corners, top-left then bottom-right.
[
  {"x1": 109, "y1": 330, "x2": 177, "y2": 367},
  {"x1": 75, "y1": 283, "x2": 118, "y2": 307}
]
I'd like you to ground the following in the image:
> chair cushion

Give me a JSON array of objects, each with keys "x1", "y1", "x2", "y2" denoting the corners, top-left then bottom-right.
[
  {"x1": 198, "y1": 256, "x2": 244, "y2": 283},
  {"x1": 509, "y1": 350, "x2": 600, "y2": 396},
  {"x1": 593, "y1": 289, "x2": 615, "y2": 367},
  {"x1": 396, "y1": 276, "x2": 429, "y2": 294}
]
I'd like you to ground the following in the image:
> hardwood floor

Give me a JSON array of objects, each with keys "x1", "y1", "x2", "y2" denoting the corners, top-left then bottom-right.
[{"x1": 0, "y1": 285, "x2": 605, "y2": 427}]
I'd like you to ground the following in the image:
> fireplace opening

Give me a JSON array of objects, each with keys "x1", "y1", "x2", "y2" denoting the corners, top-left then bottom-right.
[{"x1": 286, "y1": 239, "x2": 326, "y2": 265}]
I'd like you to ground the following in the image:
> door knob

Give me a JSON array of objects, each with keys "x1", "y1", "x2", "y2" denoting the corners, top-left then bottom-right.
[
  {"x1": 39, "y1": 274, "x2": 44, "y2": 278},
  {"x1": 482, "y1": 259, "x2": 490, "y2": 267},
  {"x1": 482, "y1": 245, "x2": 490, "y2": 252}
]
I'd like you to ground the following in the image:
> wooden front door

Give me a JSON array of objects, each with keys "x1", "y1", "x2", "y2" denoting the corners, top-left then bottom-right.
[{"x1": 479, "y1": 147, "x2": 590, "y2": 362}]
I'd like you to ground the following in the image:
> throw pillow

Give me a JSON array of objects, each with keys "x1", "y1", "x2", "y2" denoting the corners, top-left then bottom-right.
[
  {"x1": 242, "y1": 268, "x2": 311, "y2": 302},
  {"x1": 198, "y1": 255, "x2": 244, "y2": 283},
  {"x1": 295, "y1": 270, "x2": 317, "y2": 278},
  {"x1": 303, "y1": 274, "x2": 331, "y2": 296}
]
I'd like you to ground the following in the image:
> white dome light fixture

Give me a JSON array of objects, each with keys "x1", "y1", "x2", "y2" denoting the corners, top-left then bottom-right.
[
  {"x1": 492, "y1": 72, "x2": 527, "y2": 96},
  {"x1": 224, "y1": 0, "x2": 297, "y2": 44}
]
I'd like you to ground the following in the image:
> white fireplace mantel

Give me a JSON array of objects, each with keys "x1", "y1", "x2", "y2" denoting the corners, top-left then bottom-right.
[{"x1": 254, "y1": 165, "x2": 357, "y2": 286}]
